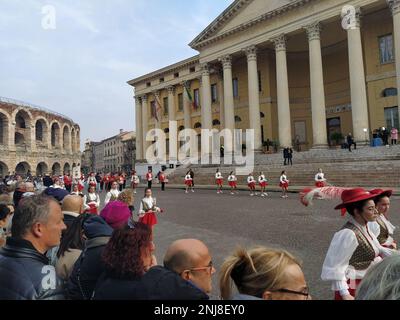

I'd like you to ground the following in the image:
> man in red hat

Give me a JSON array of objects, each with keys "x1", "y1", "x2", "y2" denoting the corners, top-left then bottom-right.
[
  {"x1": 321, "y1": 188, "x2": 398, "y2": 300},
  {"x1": 368, "y1": 189, "x2": 396, "y2": 250}
]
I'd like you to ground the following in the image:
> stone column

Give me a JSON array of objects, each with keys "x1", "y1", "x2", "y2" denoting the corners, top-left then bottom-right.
[
  {"x1": 217, "y1": 70, "x2": 225, "y2": 128},
  {"x1": 219, "y1": 55, "x2": 235, "y2": 154},
  {"x1": 305, "y1": 22, "x2": 328, "y2": 148},
  {"x1": 141, "y1": 94, "x2": 149, "y2": 158},
  {"x1": 345, "y1": 9, "x2": 370, "y2": 144},
  {"x1": 388, "y1": 0, "x2": 400, "y2": 118},
  {"x1": 167, "y1": 86, "x2": 177, "y2": 162},
  {"x1": 201, "y1": 64, "x2": 213, "y2": 131},
  {"x1": 243, "y1": 45, "x2": 262, "y2": 150},
  {"x1": 135, "y1": 96, "x2": 143, "y2": 160},
  {"x1": 182, "y1": 81, "x2": 192, "y2": 130},
  {"x1": 272, "y1": 35, "x2": 292, "y2": 148},
  {"x1": 30, "y1": 124, "x2": 37, "y2": 153}
]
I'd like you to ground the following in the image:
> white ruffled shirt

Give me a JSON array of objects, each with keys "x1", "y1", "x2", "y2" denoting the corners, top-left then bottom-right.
[
  {"x1": 368, "y1": 214, "x2": 396, "y2": 247},
  {"x1": 315, "y1": 173, "x2": 326, "y2": 182},
  {"x1": 321, "y1": 216, "x2": 398, "y2": 295},
  {"x1": 215, "y1": 172, "x2": 223, "y2": 179},
  {"x1": 247, "y1": 176, "x2": 255, "y2": 184},
  {"x1": 139, "y1": 196, "x2": 160, "y2": 215},
  {"x1": 104, "y1": 189, "x2": 120, "y2": 205},
  {"x1": 83, "y1": 192, "x2": 100, "y2": 210},
  {"x1": 258, "y1": 175, "x2": 267, "y2": 183},
  {"x1": 280, "y1": 175, "x2": 288, "y2": 183},
  {"x1": 184, "y1": 175, "x2": 192, "y2": 182},
  {"x1": 228, "y1": 175, "x2": 237, "y2": 182}
]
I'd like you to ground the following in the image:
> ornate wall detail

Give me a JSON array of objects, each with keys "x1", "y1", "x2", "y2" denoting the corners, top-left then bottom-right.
[
  {"x1": 271, "y1": 34, "x2": 287, "y2": 52},
  {"x1": 141, "y1": 94, "x2": 148, "y2": 103},
  {"x1": 243, "y1": 45, "x2": 258, "y2": 61},
  {"x1": 219, "y1": 55, "x2": 232, "y2": 69},
  {"x1": 167, "y1": 86, "x2": 175, "y2": 95},
  {"x1": 304, "y1": 22, "x2": 321, "y2": 41},
  {"x1": 388, "y1": 0, "x2": 400, "y2": 15},
  {"x1": 201, "y1": 63, "x2": 210, "y2": 76}
]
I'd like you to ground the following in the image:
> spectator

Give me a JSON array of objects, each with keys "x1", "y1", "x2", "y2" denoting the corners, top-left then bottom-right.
[
  {"x1": 0, "y1": 194, "x2": 15, "y2": 236},
  {"x1": 220, "y1": 246, "x2": 310, "y2": 300},
  {"x1": 43, "y1": 173, "x2": 53, "y2": 188},
  {"x1": 347, "y1": 133, "x2": 357, "y2": 152},
  {"x1": 62, "y1": 195, "x2": 84, "y2": 230},
  {"x1": 13, "y1": 181, "x2": 26, "y2": 207},
  {"x1": 67, "y1": 215, "x2": 113, "y2": 300},
  {"x1": 288, "y1": 147, "x2": 293, "y2": 166},
  {"x1": 43, "y1": 187, "x2": 69, "y2": 205},
  {"x1": 100, "y1": 200, "x2": 132, "y2": 230},
  {"x1": 56, "y1": 214, "x2": 89, "y2": 282},
  {"x1": 23, "y1": 182, "x2": 35, "y2": 198},
  {"x1": 117, "y1": 188, "x2": 135, "y2": 214},
  {"x1": 0, "y1": 204, "x2": 13, "y2": 248},
  {"x1": 93, "y1": 222, "x2": 156, "y2": 299},
  {"x1": 157, "y1": 239, "x2": 215, "y2": 299},
  {"x1": 391, "y1": 127, "x2": 398, "y2": 145},
  {"x1": 356, "y1": 255, "x2": 400, "y2": 300},
  {"x1": 0, "y1": 195, "x2": 66, "y2": 299},
  {"x1": 283, "y1": 147, "x2": 289, "y2": 165}
]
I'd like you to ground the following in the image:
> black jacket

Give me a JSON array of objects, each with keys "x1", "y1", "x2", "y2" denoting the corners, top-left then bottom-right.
[
  {"x1": 0, "y1": 238, "x2": 65, "y2": 300},
  {"x1": 13, "y1": 190, "x2": 24, "y2": 207},
  {"x1": 43, "y1": 176, "x2": 53, "y2": 188},
  {"x1": 67, "y1": 216, "x2": 113, "y2": 300}
]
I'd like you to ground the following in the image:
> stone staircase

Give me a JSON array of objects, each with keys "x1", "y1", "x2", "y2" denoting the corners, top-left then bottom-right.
[{"x1": 166, "y1": 146, "x2": 400, "y2": 188}]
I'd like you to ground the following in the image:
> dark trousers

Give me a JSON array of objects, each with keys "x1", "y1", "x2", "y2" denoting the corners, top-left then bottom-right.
[
  {"x1": 392, "y1": 139, "x2": 397, "y2": 145},
  {"x1": 288, "y1": 158, "x2": 293, "y2": 166},
  {"x1": 148, "y1": 181, "x2": 152, "y2": 189},
  {"x1": 284, "y1": 157, "x2": 287, "y2": 165},
  {"x1": 119, "y1": 184, "x2": 123, "y2": 192},
  {"x1": 65, "y1": 185, "x2": 71, "y2": 193},
  {"x1": 100, "y1": 181, "x2": 104, "y2": 191},
  {"x1": 348, "y1": 142, "x2": 357, "y2": 151},
  {"x1": 161, "y1": 182, "x2": 165, "y2": 191}
]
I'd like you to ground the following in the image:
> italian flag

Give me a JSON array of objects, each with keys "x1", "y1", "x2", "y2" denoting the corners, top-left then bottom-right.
[{"x1": 184, "y1": 83, "x2": 197, "y2": 110}]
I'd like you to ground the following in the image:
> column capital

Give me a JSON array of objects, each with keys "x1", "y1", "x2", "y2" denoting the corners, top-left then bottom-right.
[
  {"x1": 388, "y1": 0, "x2": 400, "y2": 15},
  {"x1": 152, "y1": 90, "x2": 161, "y2": 98},
  {"x1": 341, "y1": 6, "x2": 362, "y2": 29},
  {"x1": 304, "y1": 22, "x2": 321, "y2": 41},
  {"x1": 243, "y1": 45, "x2": 257, "y2": 61},
  {"x1": 201, "y1": 63, "x2": 210, "y2": 76},
  {"x1": 141, "y1": 94, "x2": 148, "y2": 103},
  {"x1": 167, "y1": 86, "x2": 175, "y2": 95},
  {"x1": 219, "y1": 55, "x2": 232, "y2": 69},
  {"x1": 271, "y1": 34, "x2": 287, "y2": 52}
]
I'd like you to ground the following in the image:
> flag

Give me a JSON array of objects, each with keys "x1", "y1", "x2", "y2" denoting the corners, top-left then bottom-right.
[
  {"x1": 184, "y1": 82, "x2": 197, "y2": 110},
  {"x1": 151, "y1": 96, "x2": 162, "y2": 122}
]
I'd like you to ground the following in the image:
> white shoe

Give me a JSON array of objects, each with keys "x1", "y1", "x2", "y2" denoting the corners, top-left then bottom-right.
[
  {"x1": 250, "y1": 193, "x2": 254, "y2": 197},
  {"x1": 264, "y1": 193, "x2": 269, "y2": 196},
  {"x1": 220, "y1": 191, "x2": 223, "y2": 194},
  {"x1": 231, "y1": 192, "x2": 234, "y2": 195},
  {"x1": 185, "y1": 191, "x2": 188, "y2": 194},
  {"x1": 192, "y1": 189, "x2": 195, "y2": 193},
  {"x1": 255, "y1": 193, "x2": 258, "y2": 196},
  {"x1": 261, "y1": 194, "x2": 265, "y2": 197},
  {"x1": 281, "y1": 195, "x2": 285, "y2": 198}
]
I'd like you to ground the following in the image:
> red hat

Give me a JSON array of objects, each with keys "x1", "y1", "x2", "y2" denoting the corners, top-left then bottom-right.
[
  {"x1": 370, "y1": 189, "x2": 393, "y2": 198},
  {"x1": 334, "y1": 188, "x2": 378, "y2": 210}
]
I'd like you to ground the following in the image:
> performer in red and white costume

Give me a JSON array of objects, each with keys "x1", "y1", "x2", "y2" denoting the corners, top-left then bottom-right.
[
  {"x1": 227, "y1": 171, "x2": 238, "y2": 195},
  {"x1": 71, "y1": 184, "x2": 84, "y2": 197},
  {"x1": 368, "y1": 189, "x2": 397, "y2": 250},
  {"x1": 104, "y1": 181, "x2": 120, "y2": 205},
  {"x1": 321, "y1": 188, "x2": 398, "y2": 300},
  {"x1": 138, "y1": 188, "x2": 163, "y2": 232},
  {"x1": 184, "y1": 171, "x2": 194, "y2": 194},
  {"x1": 279, "y1": 171, "x2": 289, "y2": 198},
  {"x1": 315, "y1": 168, "x2": 327, "y2": 188},
  {"x1": 258, "y1": 172, "x2": 268, "y2": 197},
  {"x1": 247, "y1": 173, "x2": 256, "y2": 197},
  {"x1": 146, "y1": 169, "x2": 153, "y2": 189},
  {"x1": 83, "y1": 185, "x2": 100, "y2": 214},
  {"x1": 215, "y1": 169, "x2": 223, "y2": 194},
  {"x1": 131, "y1": 171, "x2": 140, "y2": 194},
  {"x1": 87, "y1": 173, "x2": 97, "y2": 189}
]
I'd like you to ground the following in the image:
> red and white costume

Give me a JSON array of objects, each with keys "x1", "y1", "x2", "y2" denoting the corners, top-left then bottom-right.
[
  {"x1": 322, "y1": 215, "x2": 397, "y2": 299},
  {"x1": 138, "y1": 196, "x2": 161, "y2": 227},
  {"x1": 184, "y1": 174, "x2": 193, "y2": 187},
  {"x1": 215, "y1": 172, "x2": 223, "y2": 186},
  {"x1": 146, "y1": 172, "x2": 153, "y2": 182},
  {"x1": 83, "y1": 192, "x2": 100, "y2": 214},
  {"x1": 279, "y1": 174, "x2": 289, "y2": 188},
  {"x1": 88, "y1": 175, "x2": 97, "y2": 188},
  {"x1": 369, "y1": 215, "x2": 397, "y2": 249},
  {"x1": 228, "y1": 174, "x2": 237, "y2": 188},
  {"x1": 131, "y1": 174, "x2": 140, "y2": 190},
  {"x1": 104, "y1": 188, "x2": 120, "y2": 205},
  {"x1": 247, "y1": 175, "x2": 256, "y2": 189},
  {"x1": 258, "y1": 175, "x2": 268, "y2": 188},
  {"x1": 315, "y1": 172, "x2": 326, "y2": 188}
]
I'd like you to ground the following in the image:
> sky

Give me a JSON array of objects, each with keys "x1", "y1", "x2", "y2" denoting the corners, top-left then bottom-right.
[{"x1": 0, "y1": 0, "x2": 233, "y2": 149}]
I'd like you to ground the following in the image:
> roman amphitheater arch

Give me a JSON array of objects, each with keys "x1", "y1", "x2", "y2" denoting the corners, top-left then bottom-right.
[
  {"x1": 52, "y1": 162, "x2": 61, "y2": 176},
  {"x1": 35, "y1": 117, "x2": 49, "y2": 147},
  {"x1": 63, "y1": 162, "x2": 71, "y2": 174},
  {"x1": 15, "y1": 162, "x2": 31, "y2": 176},
  {"x1": 0, "y1": 161, "x2": 9, "y2": 177},
  {"x1": 62, "y1": 124, "x2": 71, "y2": 153},
  {"x1": 0, "y1": 111, "x2": 10, "y2": 146},
  {"x1": 50, "y1": 121, "x2": 61, "y2": 148},
  {"x1": 71, "y1": 128, "x2": 76, "y2": 153},
  {"x1": 14, "y1": 109, "x2": 33, "y2": 147},
  {"x1": 36, "y1": 162, "x2": 49, "y2": 176}
]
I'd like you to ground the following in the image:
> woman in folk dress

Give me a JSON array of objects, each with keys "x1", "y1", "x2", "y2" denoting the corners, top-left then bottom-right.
[
  {"x1": 83, "y1": 185, "x2": 100, "y2": 214},
  {"x1": 247, "y1": 173, "x2": 257, "y2": 197},
  {"x1": 258, "y1": 172, "x2": 268, "y2": 197},
  {"x1": 227, "y1": 171, "x2": 238, "y2": 195},
  {"x1": 138, "y1": 188, "x2": 163, "y2": 233},
  {"x1": 215, "y1": 169, "x2": 224, "y2": 194},
  {"x1": 184, "y1": 172, "x2": 194, "y2": 194},
  {"x1": 279, "y1": 171, "x2": 289, "y2": 199}
]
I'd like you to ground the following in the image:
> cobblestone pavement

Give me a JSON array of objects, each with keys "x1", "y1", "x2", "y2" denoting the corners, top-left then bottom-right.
[{"x1": 106, "y1": 186, "x2": 400, "y2": 300}]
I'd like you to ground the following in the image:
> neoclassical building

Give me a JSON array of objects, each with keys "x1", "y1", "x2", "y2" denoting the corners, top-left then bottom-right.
[
  {"x1": 0, "y1": 97, "x2": 81, "y2": 177},
  {"x1": 129, "y1": 0, "x2": 400, "y2": 160}
]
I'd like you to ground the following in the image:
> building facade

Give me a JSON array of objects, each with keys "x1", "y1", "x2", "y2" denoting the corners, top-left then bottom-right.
[
  {"x1": 0, "y1": 97, "x2": 81, "y2": 177},
  {"x1": 129, "y1": 0, "x2": 400, "y2": 159}
]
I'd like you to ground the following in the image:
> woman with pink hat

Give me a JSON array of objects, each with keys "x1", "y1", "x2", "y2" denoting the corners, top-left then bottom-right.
[
  {"x1": 321, "y1": 188, "x2": 398, "y2": 300},
  {"x1": 368, "y1": 189, "x2": 396, "y2": 250}
]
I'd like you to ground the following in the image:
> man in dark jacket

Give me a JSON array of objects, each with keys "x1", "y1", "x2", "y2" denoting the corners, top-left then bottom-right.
[
  {"x1": 43, "y1": 174, "x2": 53, "y2": 188},
  {"x1": 0, "y1": 195, "x2": 66, "y2": 300},
  {"x1": 67, "y1": 215, "x2": 113, "y2": 300},
  {"x1": 283, "y1": 147, "x2": 289, "y2": 165}
]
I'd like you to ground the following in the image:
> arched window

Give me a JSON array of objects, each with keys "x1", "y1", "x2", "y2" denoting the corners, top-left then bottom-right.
[
  {"x1": 382, "y1": 88, "x2": 398, "y2": 97},
  {"x1": 212, "y1": 119, "x2": 220, "y2": 126},
  {"x1": 194, "y1": 122, "x2": 202, "y2": 129},
  {"x1": 235, "y1": 116, "x2": 242, "y2": 123},
  {"x1": 164, "y1": 128, "x2": 170, "y2": 133}
]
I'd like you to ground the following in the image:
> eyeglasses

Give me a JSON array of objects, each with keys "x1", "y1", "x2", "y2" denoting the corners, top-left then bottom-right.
[
  {"x1": 182, "y1": 261, "x2": 214, "y2": 275},
  {"x1": 274, "y1": 288, "x2": 310, "y2": 300}
]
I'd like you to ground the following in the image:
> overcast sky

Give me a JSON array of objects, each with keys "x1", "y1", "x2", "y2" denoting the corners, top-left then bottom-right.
[{"x1": 0, "y1": 0, "x2": 233, "y2": 148}]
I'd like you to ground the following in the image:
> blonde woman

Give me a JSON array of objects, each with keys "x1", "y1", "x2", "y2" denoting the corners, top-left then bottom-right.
[{"x1": 219, "y1": 247, "x2": 310, "y2": 300}]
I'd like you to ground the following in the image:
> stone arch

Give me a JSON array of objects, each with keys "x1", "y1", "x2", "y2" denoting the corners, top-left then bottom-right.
[
  {"x1": 75, "y1": 127, "x2": 80, "y2": 152},
  {"x1": 14, "y1": 109, "x2": 33, "y2": 146},
  {"x1": 0, "y1": 110, "x2": 10, "y2": 146},
  {"x1": 35, "y1": 117, "x2": 49, "y2": 145},
  {"x1": 50, "y1": 121, "x2": 61, "y2": 148},
  {"x1": 0, "y1": 161, "x2": 9, "y2": 177},
  {"x1": 52, "y1": 162, "x2": 61, "y2": 176},
  {"x1": 63, "y1": 162, "x2": 71, "y2": 174},
  {"x1": 36, "y1": 162, "x2": 49, "y2": 176},
  {"x1": 71, "y1": 128, "x2": 76, "y2": 153},
  {"x1": 15, "y1": 162, "x2": 31, "y2": 176},
  {"x1": 62, "y1": 124, "x2": 71, "y2": 152}
]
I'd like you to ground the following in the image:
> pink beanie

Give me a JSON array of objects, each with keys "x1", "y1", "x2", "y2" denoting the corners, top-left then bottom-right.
[{"x1": 100, "y1": 201, "x2": 131, "y2": 229}]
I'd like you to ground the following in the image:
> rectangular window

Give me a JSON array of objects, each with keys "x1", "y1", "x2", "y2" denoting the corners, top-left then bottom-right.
[
  {"x1": 384, "y1": 106, "x2": 399, "y2": 130},
  {"x1": 178, "y1": 93, "x2": 183, "y2": 111},
  {"x1": 379, "y1": 34, "x2": 394, "y2": 64},
  {"x1": 211, "y1": 84, "x2": 218, "y2": 103},
  {"x1": 233, "y1": 78, "x2": 239, "y2": 98},
  {"x1": 258, "y1": 71, "x2": 262, "y2": 92},
  {"x1": 194, "y1": 89, "x2": 200, "y2": 109},
  {"x1": 163, "y1": 97, "x2": 168, "y2": 115}
]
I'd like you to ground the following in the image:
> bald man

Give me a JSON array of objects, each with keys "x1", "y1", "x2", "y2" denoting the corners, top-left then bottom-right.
[
  {"x1": 61, "y1": 195, "x2": 84, "y2": 230},
  {"x1": 140, "y1": 239, "x2": 214, "y2": 300}
]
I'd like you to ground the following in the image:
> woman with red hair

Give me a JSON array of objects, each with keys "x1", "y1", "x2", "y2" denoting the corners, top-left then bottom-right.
[{"x1": 92, "y1": 222, "x2": 157, "y2": 299}]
